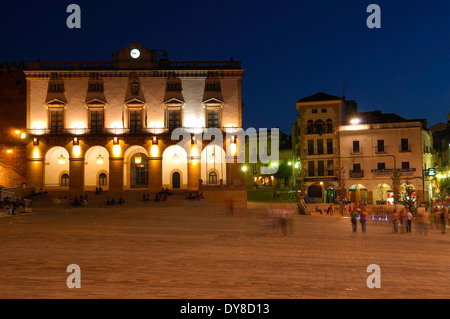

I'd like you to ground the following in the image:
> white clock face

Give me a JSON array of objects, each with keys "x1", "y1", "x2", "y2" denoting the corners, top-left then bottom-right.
[{"x1": 130, "y1": 48, "x2": 140, "y2": 59}]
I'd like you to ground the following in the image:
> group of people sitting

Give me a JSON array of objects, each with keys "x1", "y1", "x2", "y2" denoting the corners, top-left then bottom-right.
[
  {"x1": 143, "y1": 188, "x2": 173, "y2": 202},
  {"x1": 106, "y1": 197, "x2": 125, "y2": 205},
  {"x1": 1, "y1": 196, "x2": 27, "y2": 215},
  {"x1": 95, "y1": 187, "x2": 104, "y2": 195},
  {"x1": 70, "y1": 194, "x2": 88, "y2": 207},
  {"x1": 185, "y1": 191, "x2": 204, "y2": 200}
]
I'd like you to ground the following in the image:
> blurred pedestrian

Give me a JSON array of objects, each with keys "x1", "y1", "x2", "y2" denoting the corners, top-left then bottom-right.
[
  {"x1": 350, "y1": 207, "x2": 358, "y2": 232},
  {"x1": 406, "y1": 209, "x2": 413, "y2": 233},
  {"x1": 360, "y1": 209, "x2": 367, "y2": 233},
  {"x1": 440, "y1": 209, "x2": 447, "y2": 234},
  {"x1": 392, "y1": 209, "x2": 399, "y2": 233}
]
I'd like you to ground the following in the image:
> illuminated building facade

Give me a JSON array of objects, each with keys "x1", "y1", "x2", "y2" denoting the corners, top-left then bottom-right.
[
  {"x1": 294, "y1": 92, "x2": 434, "y2": 205},
  {"x1": 24, "y1": 43, "x2": 244, "y2": 192}
]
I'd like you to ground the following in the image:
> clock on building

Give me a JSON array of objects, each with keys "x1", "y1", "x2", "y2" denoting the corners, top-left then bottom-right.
[{"x1": 130, "y1": 48, "x2": 140, "y2": 59}]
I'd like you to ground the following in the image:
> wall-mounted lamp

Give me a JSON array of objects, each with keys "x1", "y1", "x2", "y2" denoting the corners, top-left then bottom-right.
[
  {"x1": 191, "y1": 135, "x2": 196, "y2": 145},
  {"x1": 152, "y1": 136, "x2": 158, "y2": 145},
  {"x1": 6, "y1": 149, "x2": 13, "y2": 154},
  {"x1": 113, "y1": 136, "x2": 119, "y2": 145},
  {"x1": 73, "y1": 137, "x2": 79, "y2": 145},
  {"x1": 33, "y1": 137, "x2": 39, "y2": 145}
]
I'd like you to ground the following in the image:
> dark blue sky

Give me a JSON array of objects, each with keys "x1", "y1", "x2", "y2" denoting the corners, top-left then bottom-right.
[{"x1": 1, "y1": 0, "x2": 449, "y2": 133}]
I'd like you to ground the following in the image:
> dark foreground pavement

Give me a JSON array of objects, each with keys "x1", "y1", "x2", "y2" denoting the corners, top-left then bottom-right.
[{"x1": 0, "y1": 198, "x2": 449, "y2": 299}]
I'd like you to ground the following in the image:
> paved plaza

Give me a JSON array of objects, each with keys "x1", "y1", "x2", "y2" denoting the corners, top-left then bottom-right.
[{"x1": 0, "y1": 194, "x2": 449, "y2": 299}]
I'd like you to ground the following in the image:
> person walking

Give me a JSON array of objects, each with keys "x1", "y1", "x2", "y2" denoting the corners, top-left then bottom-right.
[
  {"x1": 360, "y1": 209, "x2": 368, "y2": 233},
  {"x1": 406, "y1": 209, "x2": 413, "y2": 233},
  {"x1": 350, "y1": 207, "x2": 358, "y2": 232},
  {"x1": 440, "y1": 208, "x2": 447, "y2": 234},
  {"x1": 392, "y1": 209, "x2": 399, "y2": 233}
]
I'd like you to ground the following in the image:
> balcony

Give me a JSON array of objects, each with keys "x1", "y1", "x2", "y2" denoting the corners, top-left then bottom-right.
[
  {"x1": 306, "y1": 170, "x2": 336, "y2": 178},
  {"x1": 304, "y1": 127, "x2": 335, "y2": 135},
  {"x1": 350, "y1": 147, "x2": 362, "y2": 155},
  {"x1": 304, "y1": 147, "x2": 336, "y2": 156},
  {"x1": 375, "y1": 146, "x2": 387, "y2": 154},
  {"x1": 371, "y1": 168, "x2": 416, "y2": 176},
  {"x1": 349, "y1": 170, "x2": 364, "y2": 178},
  {"x1": 399, "y1": 144, "x2": 411, "y2": 152}
]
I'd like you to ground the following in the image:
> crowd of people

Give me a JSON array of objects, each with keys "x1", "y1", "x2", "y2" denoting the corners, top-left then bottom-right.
[
  {"x1": 1, "y1": 196, "x2": 27, "y2": 215},
  {"x1": 185, "y1": 191, "x2": 204, "y2": 200},
  {"x1": 143, "y1": 188, "x2": 173, "y2": 202}
]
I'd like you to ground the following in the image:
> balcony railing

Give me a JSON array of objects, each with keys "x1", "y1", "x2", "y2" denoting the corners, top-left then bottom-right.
[
  {"x1": 375, "y1": 146, "x2": 387, "y2": 154},
  {"x1": 304, "y1": 127, "x2": 335, "y2": 135},
  {"x1": 304, "y1": 147, "x2": 336, "y2": 156},
  {"x1": 307, "y1": 170, "x2": 335, "y2": 177},
  {"x1": 399, "y1": 145, "x2": 411, "y2": 152},
  {"x1": 349, "y1": 170, "x2": 364, "y2": 178},
  {"x1": 350, "y1": 147, "x2": 362, "y2": 155},
  {"x1": 371, "y1": 168, "x2": 416, "y2": 176},
  {"x1": 26, "y1": 126, "x2": 239, "y2": 137}
]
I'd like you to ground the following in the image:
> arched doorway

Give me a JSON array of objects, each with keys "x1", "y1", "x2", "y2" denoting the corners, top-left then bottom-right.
[
  {"x1": 162, "y1": 145, "x2": 188, "y2": 189},
  {"x1": 348, "y1": 184, "x2": 368, "y2": 203},
  {"x1": 373, "y1": 183, "x2": 392, "y2": 205},
  {"x1": 325, "y1": 185, "x2": 336, "y2": 203},
  {"x1": 84, "y1": 146, "x2": 110, "y2": 191},
  {"x1": 123, "y1": 145, "x2": 149, "y2": 190},
  {"x1": 201, "y1": 144, "x2": 226, "y2": 185},
  {"x1": 130, "y1": 153, "x2": 149, "y2": 188},
  {"x1": 172, "y1": 172, "x2": 181, "y2": 189},
  {"x1": 44, "y1": 146, "x2": 70, "y2": 190}
]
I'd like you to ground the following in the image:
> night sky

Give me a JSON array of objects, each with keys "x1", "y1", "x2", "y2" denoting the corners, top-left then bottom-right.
[{"x1": 1, "y1": 0, "x2": 449, "y2": 134}]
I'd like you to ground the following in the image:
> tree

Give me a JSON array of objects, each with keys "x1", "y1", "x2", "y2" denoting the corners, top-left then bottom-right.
[
  {"x1": 402, "y1": 181, "x2": 417, "y2": 214},
  {"x1": 391, "y1": 169, "x2": 402, "y2": 205},
  {"x1": 274, "y1": 163, "x2": 292, "y2": 188}
]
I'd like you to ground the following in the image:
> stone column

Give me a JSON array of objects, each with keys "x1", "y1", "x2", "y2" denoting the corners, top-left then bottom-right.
[
  {"x1": 187, "y1": 158, "x2": 201, "y2": 190},
  {"x1": 26, "y1": 158, "x2": 44, "y2": 190},
  {"x1": 69, "y1": 157, "x2": 84, "y2": 193},
  {"x1": 148, "y1": 157, "x2": 162, "y2": 192},
  {"x1": 109, "y1": 157, "x2": 124, "y2": 193}
]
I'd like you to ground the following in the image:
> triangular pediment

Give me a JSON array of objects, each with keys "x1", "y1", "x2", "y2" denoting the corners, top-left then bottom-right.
[
  {"x1": 45, "y1": 98, "x2": 67, "y2": 107},
  {"x1": 164, "y1": 98, "x2": 185, "y2": 107},
  {"x1": 125, "y1": 97, "x2": 146, "y2": 107},
  {"x1": 85, "y1": 98, "x2": 107, "y2": 107},
  {"x1": 202, "y1": 97, "x2": 223, "y2": 107}
]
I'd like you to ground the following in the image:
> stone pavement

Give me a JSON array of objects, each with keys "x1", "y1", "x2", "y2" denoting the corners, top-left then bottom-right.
[{"x1": 0, "y1": 196, "x2": 449, "y2": 299}]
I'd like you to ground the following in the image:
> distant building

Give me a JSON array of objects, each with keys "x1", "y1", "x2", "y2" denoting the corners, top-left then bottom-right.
[
  {"x1": 430, "y1": 112, "x2": 450, "y2": 197},
  {"x1": 293, "y1": 92, "x2": 435, "y2": 205},
  {"x1": 0, "y1": 62, "x2": 27, "y2": 188}
]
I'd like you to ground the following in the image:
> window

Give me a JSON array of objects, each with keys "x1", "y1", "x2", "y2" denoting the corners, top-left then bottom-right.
[
  {"x1": 377, "y1": 140, "x2": 385, "y2": 153},
  {"x1": 306, "y1": 120, "x2": 314, "y2": 134},
  {"x1": 308, "y1": 161, "x2": 315, "y2": 176},
  {"x1": 317, "y1": 139, "x2": 324, "y2": 155},
  {"x1": 50, "y1": 110, "x2": 63, "y2": 134},
  {"x1": 99, "y1": 173, "x2": 107, "y2": 186},
  {"x1": 400, "y1": 138, "x2": 410, "y2": 152},
  {"x1": 327, "y1": 160, "x2": 334, "y2": 176},
  {"x1": 205, "y1": 83, "x2": 220, "y2": 91},
  {"x1": 89, "y1": 83, "x2": 104, "y2": 92},
  {"x1": 318, "y1": 160, "x2": 324, "y2": 176},
  {"x1": 166, "y1": 83, "x2": 182, "y2": 91},
  {"x1": 312, "y1": 109, "x2": 318, "y2": 114},
  {"x1": 353, "y1": 163, "x2": 361, "y2": 171},
  {"x1": 327, "y1": 139, "x2": 334, "y2": 154},
  {"x1": 377, "y1": 163, "x2": 385, "y2": 170},
  {"x1": 209, "y1": 171, "x2": 218, "y2": 184},
  {"x1": 129, "y1": 109, "x2": 142, "y2": 134},
  {"x1": 307, "y1": 140, "x2": 314, "y2": 155},
  {"x1": 321, "y1": 108, "x2": 327, "y2": 113},
  {"x1": 90, "y1": 110, "x2": 103, "y2": 134},
  {"x1": 314, "y1": 120, "x2": 325, "y2": 134},
  {"x1": 402, "y1": 162, "x2": 410, "y2": 170},
  {"x1": 207, "y1": 109, "x2": 220, "y2": 128},
  {"x1": 61, "y1": 174, "x2": 69, "y2": 187},
  {"x1": 168, "y1": 109, "x2": 181, "y2": 130},
  {"x1": 326, "y1": 119, "x2": 333, "y2": 133},
  {"x1": 49, "y1": 83, "x2": 64, "y2": 92},
  {"x1": 352, "y1": 140, "x2": 360, "y2": 154}
]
